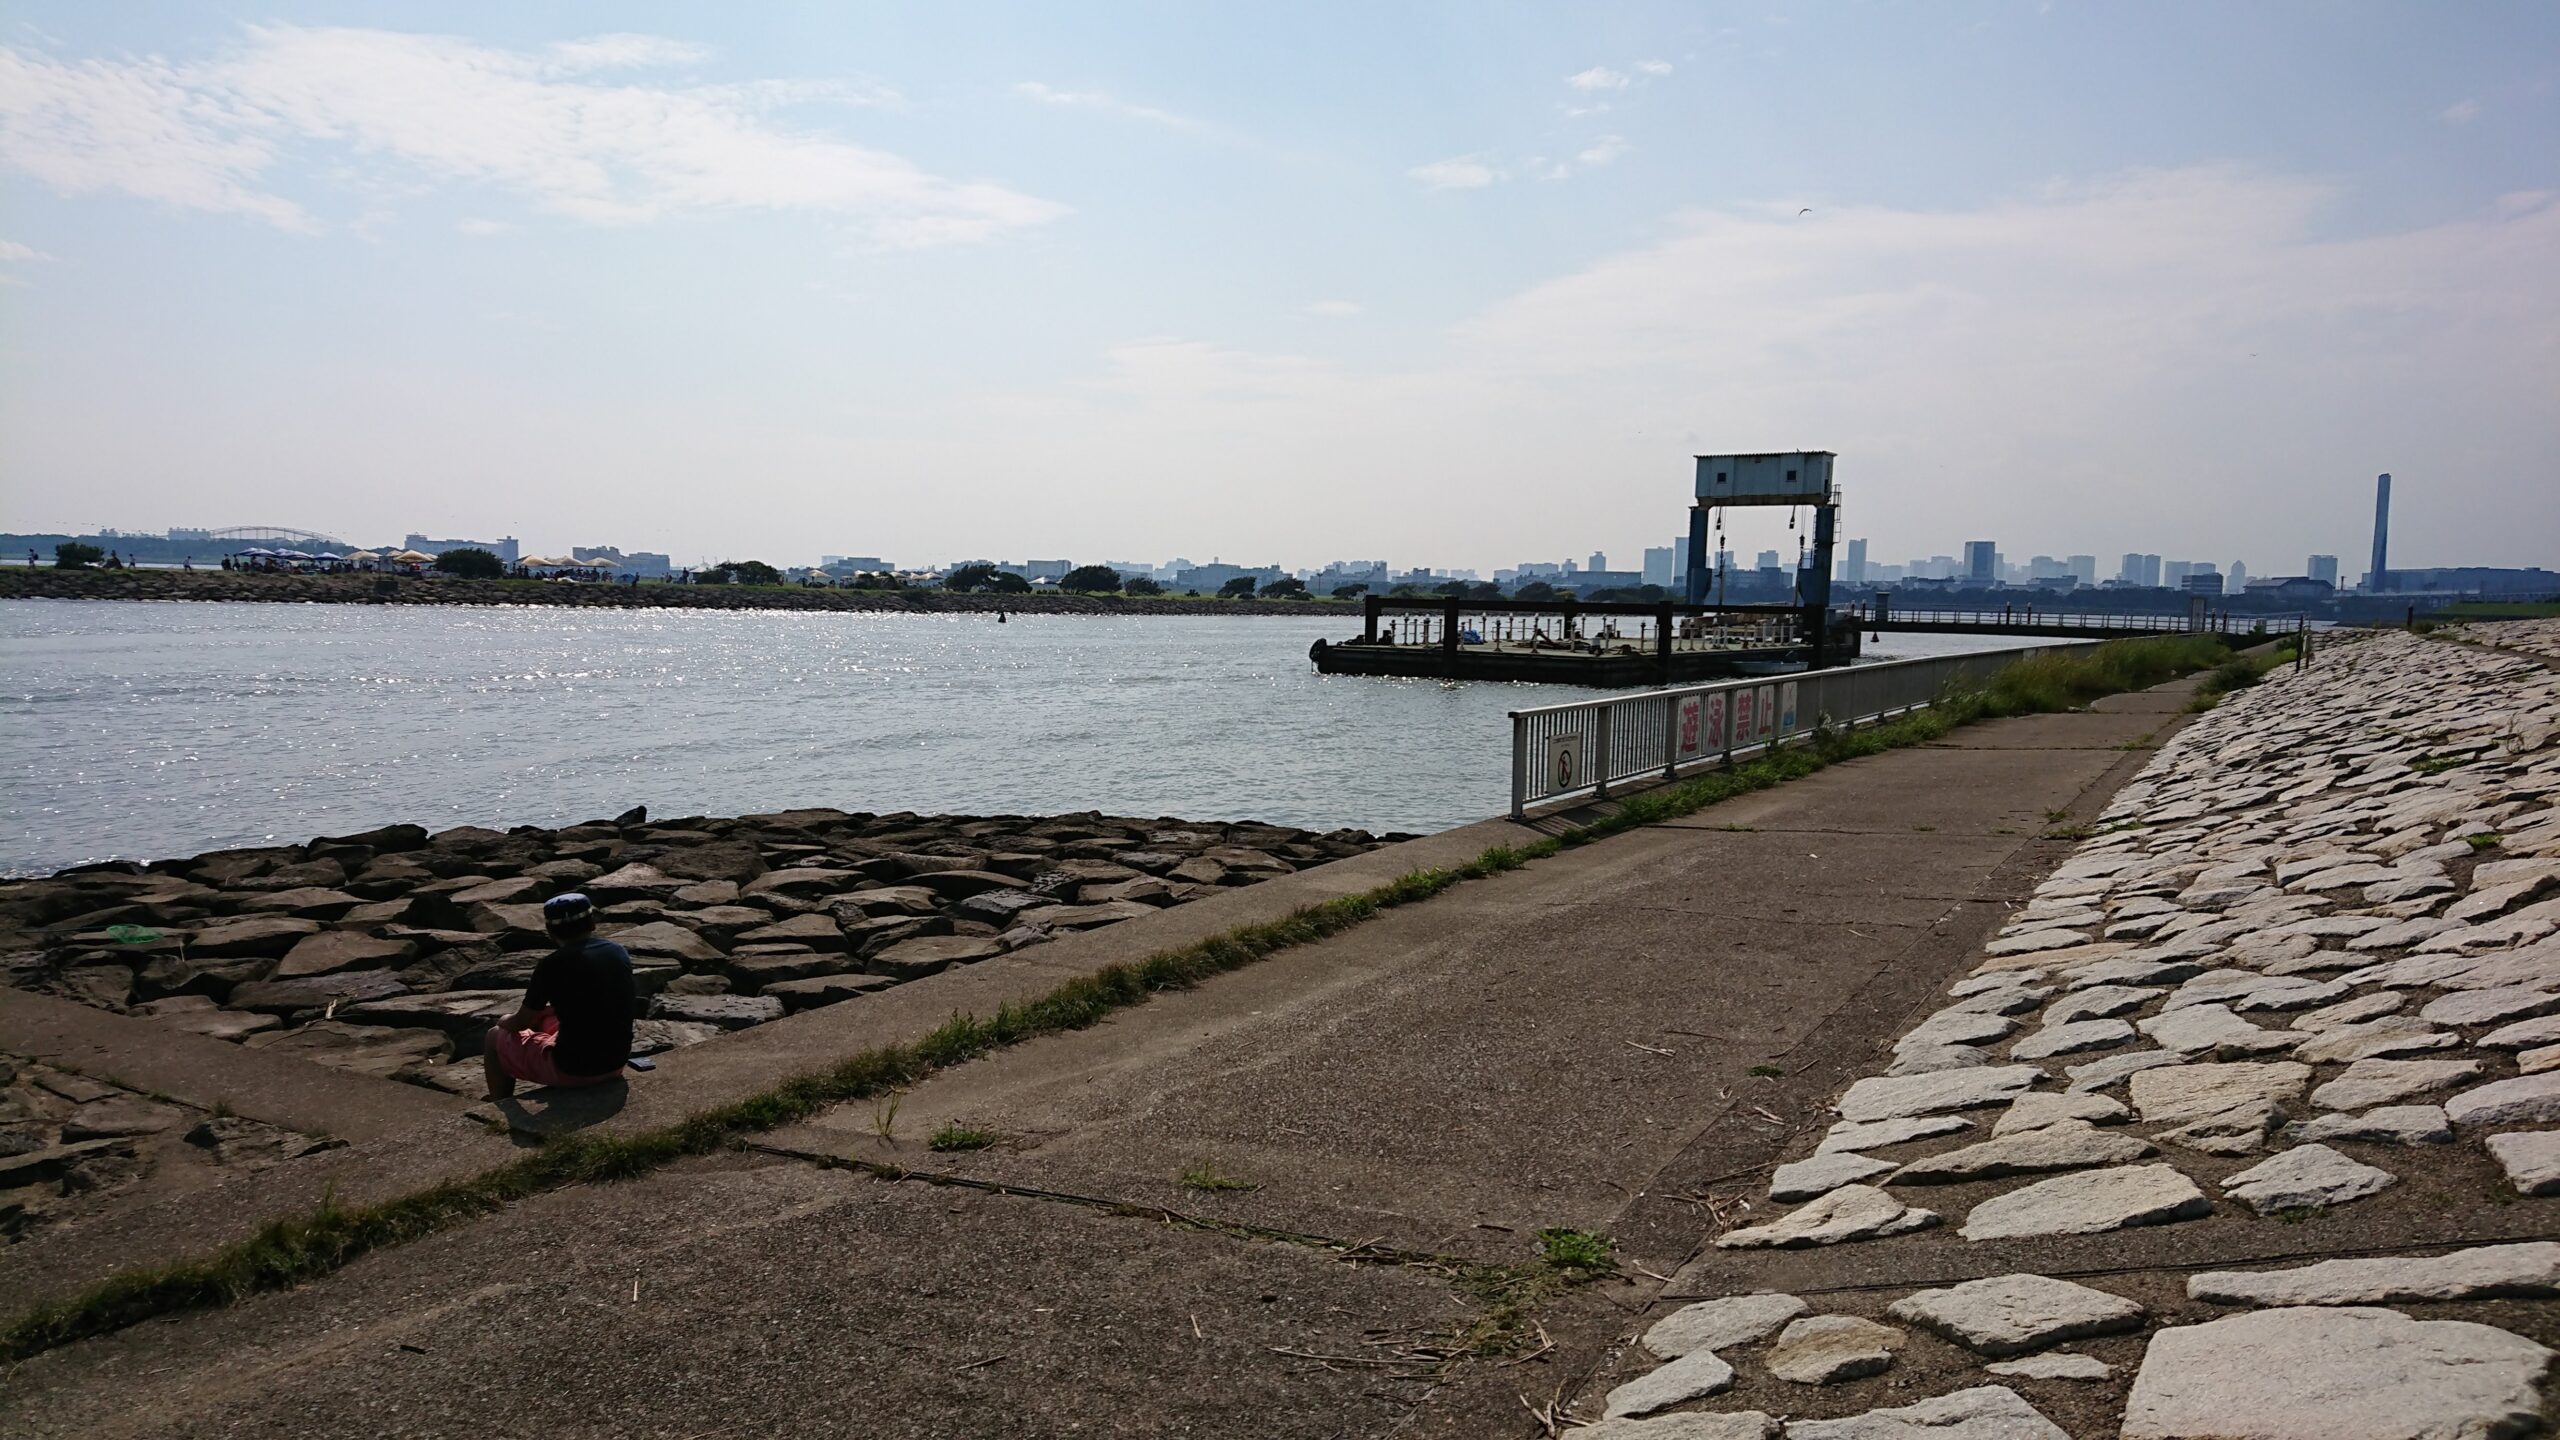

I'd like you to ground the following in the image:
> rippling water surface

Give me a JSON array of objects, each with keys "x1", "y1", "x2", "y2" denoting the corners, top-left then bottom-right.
[{"x1": 1, "y1": 600, "x2": 2026, "y2": 874}]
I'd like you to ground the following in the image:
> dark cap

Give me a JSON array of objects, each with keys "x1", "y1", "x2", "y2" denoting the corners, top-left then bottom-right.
[{"x1": 542, "y1": 892, "x2": 595, "y2": 927}]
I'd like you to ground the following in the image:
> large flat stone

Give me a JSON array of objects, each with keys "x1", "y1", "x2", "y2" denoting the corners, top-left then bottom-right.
[
  {"x1": 1990, "y1": 1092, "x2": 2129, "y2": 1136},
  {"x1": 1836, "y1": 1066, "x2": 2042, "y2": 1123},
  {"x1": 2288, "y1": 1105, "x2": 2453, "y2": 1146},
  {"x1": 2219, "y1": 1143, "x2": 2396, "y2": 1214},
  {"x1": 1787, "y1": 1385, "x2": 2067, "y2": 1440},
  {"x1": 2138, "y1": 1005, "x2": 2301, "y2": 1059},
  {"x1": 2121, "y1": 1306, "x2": 2554, "y2": 1440},
  {"x1": 1771, "y1": 1152, "x2": 1895, "y2": 1201},
  {"x1": 2309, "y1": 1058, "x2": 2482, "y2": 1112},
  {"x1": 2189, "y1": 1242, "x2": 2560, "y2": 1306},
  {"x1": 273, "y1": 930, "x2": 417, "y2": 980},
  {"x1": 1641, "y1": 1292, "x2": 1808, "y2": 1360},
  {"x1": 2485, "y1": 1131, "x2": 2560, "y2": 1196},
  {"x1": 2445, "y1": 1072, "x2": 2560, "y2": 1127},
  {"x1": 1888, "y1": 1120, "x2": 2154, "y2": 1185},
  {"x1": 2288, "y1": 1018, "x2": 2459, "y2": 1065},
  {"x1": 1818, "y1": 1116, "x2": 1973, "y2": 1154},
  {"x1": 2130, "y1": 1061, "x2": 2310, "y2": 1126},
  {"x1": 1603, "y1": 1346, "x2": 1736, "y2": 1419},
  {"x1": 1887, "y1": 1272, "x2": 2145, "y2": 1357},
  {"x1": 1766, "y1": 1314, "x2": 1904, "y2": 1385},
  {"x1": 2008, "y1": 1019, "x2": 2135, "y2": 1060},
  {"x1": 1958, "y1": 1164, "x2": 2213, "y2": 1242},
  {"x1": 1716, "y1": 1185, "x2": 1940, "y2": 1250}
]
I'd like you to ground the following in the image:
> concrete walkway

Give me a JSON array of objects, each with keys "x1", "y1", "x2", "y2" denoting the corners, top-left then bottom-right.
[{"x1": 0, "y1": 685, "x2": 2192, "y2": 1439}]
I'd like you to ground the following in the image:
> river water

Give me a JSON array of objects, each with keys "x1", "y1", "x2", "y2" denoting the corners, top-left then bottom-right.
[{"x1": 0, "y1": 600, "x2": 2029, "y2": 874}]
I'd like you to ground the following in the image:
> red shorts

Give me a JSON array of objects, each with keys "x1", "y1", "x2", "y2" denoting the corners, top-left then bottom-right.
[{"x1": 486, "y1": 1011, "x2": 619, "y2": 1088}]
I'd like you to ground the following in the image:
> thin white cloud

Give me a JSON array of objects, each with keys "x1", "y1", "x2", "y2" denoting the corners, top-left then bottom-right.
[
  {"x1": 1409, "y1": 157, "x2": 1499, "y2": 190},
  {"x1": 1566, "y1": 65, "x2": 1629, "y2": 91},
  {"x1": 1635, "y1": 60, "x2": 1673, "y2": 76},
  {"x1": 1012, "y1": 80, "x2": 1197, "y2": 130},
  {"x1": 0, "y1": 27, "x2": 1063, "y2": 246},
  {"x1": 455, "y1": 217, "x2": 511, "y2": 236},
  {"x1": 0, "y1": 239, "x2": 48, "y2": 260},
  {"x1": 1577, "y1": 135, "x2": 1630, "y2": 167},
  {"x1": 543, "y1": 34, "x2": 709, "y2": 74},
  {"x1": 1303, "y1": 299, "x2": 1361, "y2": 318},
  {"x1": 2441, "y1": 98, "x2": 2481, "y2": 124}
]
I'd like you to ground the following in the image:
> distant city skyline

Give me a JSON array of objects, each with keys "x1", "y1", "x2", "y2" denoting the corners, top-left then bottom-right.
[{"x1": 2, "y1": 5, "x2": 2553, "y2": 571}]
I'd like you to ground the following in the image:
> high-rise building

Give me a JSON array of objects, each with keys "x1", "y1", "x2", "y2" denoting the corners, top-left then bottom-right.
[
  {"x1": 2163, "y1": 560, "x2": 2194, "y2": 587},
  {"x1": 2368, "y1": 473, "x2": 2392, "y2": 592},
  {"x1": 2118, "y1": 553, "x2": 2146, "y2": 585},
  {"x1": 1589, "y1": 551, "x2": 1607, "y2": 573},
  {"x1": 2308, "y1": 555, "x2": 2340, "y2": 587},
  {"x1": 2226, "y1": 561, "x2": 2248, "y2": 591},
  {"x1": 1756, "y1": 549, "x2": 1781, "y2": 570},
  {"x1": 1963, "y1": 541, "x2": 1997, "y2": 584},
  {"x1": 2067, "y1": 555, "x2": 2097, "y2": 586},
  {"x1": 1843, "y1": 538, "x2": 1868, "y2": 584},
  {"x1": 1641, "y1": 545, "x2": 1678, "y2": 587}
]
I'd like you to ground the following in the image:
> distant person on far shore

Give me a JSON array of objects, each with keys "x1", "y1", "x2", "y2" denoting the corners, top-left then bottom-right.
[{"x1": 482, "y1": 893, "x2": 635, "y2": 1100}]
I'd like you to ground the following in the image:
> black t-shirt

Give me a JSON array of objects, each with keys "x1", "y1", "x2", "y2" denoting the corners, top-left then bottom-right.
[{"x1": 525, "y1": 937, "x2": 636, "y2": 1078}]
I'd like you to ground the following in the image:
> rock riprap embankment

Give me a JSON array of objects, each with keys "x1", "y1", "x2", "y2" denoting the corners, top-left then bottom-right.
[
  {"x1": 1592, "y1": 626, "x2": 2560, "y2": 1436},
  {"x1": 0, "y1": 809, "x2": 1393, "y2": 1095}
]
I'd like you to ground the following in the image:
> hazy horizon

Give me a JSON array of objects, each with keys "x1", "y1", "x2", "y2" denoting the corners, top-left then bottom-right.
[{"x1": 2, "y1": 3, "x2": 2553, "y2": 577}]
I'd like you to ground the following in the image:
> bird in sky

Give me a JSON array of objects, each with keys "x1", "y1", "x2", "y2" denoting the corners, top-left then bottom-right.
[{"x1": 1798, "y1": 207, "x2": 1813, "y2": 216}]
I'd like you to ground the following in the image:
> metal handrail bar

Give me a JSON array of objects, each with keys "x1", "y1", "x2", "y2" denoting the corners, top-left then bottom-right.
[{"x1": 1506, "y1": 641, "x2": 2103, "y2": 819}]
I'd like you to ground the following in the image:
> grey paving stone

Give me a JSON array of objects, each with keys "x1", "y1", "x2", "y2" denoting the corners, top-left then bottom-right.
[
  {"x1": 2121, "y1": 1307, "x2": 2554, "y2": 1440},
  {"x1": 2309, "y1": 1058, "x2": 2483, "y2": 1112},
  {"x1": 1642, "y1": 1292, "x2": 1808, "y2": 1360},
  {"x1": 1770, "y1": 1152, "x2": 1894, "y2": 1202},
  {"x1": 2138, "y1": 1004, "x2": 2302, "y2": 1059},
  {"x1": 2288, "y1": 1018, "x2": 2460, "y2": 1065},
  {"x1": 2218, "y1": 1143, "x2": 2396, "y2": 1214},
  {"x1": 1715, "y1": 1186, "x2": 1939, "y2": 1250},
  {"x1": 2042, "y1": 985, "x2": 2158, "y2": 1026},
  {"x1": 2288, "y1": 1104, "x2": 2453, "y2": 1146},
  {"x1": 2417, "y1": 986, "x2": 2560, "y2": 1028},
  {"x1": 2446, "y1": 1072, "x2": 2560, "y2": 1127},
  {"x1": 1837, "y1": 1066, "x2": 2043, "y2": 1123},
  {"x1": 1958, "y1": 1164, "x2": 2213, "y2": 1242},
  {"x1": 2008, "y1": 1019, "x2": 2136, "y2": 1060},
  {"x1": 1765, "y1": 1314, "x2": 1905, "y2": 1385},
  {"x1": 2188, "y1": 1242, "x2": 2560, "y2": 1306},
  {"x1": 1990, "y1": 1092, "x2": 2129, "y2": 1136},
  {"x1": 2481, "y1": 1013, "x2": 2560, "y2": 1050},
  {"x1": 1818, "y1": 1116, "x2": 1974, "y2": 1154},
  {"x1": 2129, "y1": 1061, "x2": 2310, "y2": 1126},
  {"x1": 1886, "y1": 1273, "x2": 2145, "y2": 1357},
  {"x1": 1885, "y1": 1044, "x2": 1996, "y2": 1076},
  {"x1": 1900, "y1": 1008, "x2": 2019, "y2": 1051},
  {"x1": 1604, "y1": 1348, "x2": 1735, "y2": 1419},
  {"x1": 1984, "y1": 1352, "x2": 2111, "y2": 1381},
  {"x1": 1888, "y1": 1121, "x2": 2155, "y2": 1186},
  {"x1": 2065, "y1": 1050, "x2": 2186, "y2": 1092},
  {"x1": 1787, "y1": 1385, "x2": 2067, "y2": 1440},
  {"x1": 2485, "y1": 1131, "x2": 2560, "y2": 1196}
]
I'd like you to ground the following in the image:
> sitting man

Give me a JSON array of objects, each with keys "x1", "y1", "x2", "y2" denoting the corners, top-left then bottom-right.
[{"x1": 483, "y1": 892, "x2": 636, "y2": 1100}]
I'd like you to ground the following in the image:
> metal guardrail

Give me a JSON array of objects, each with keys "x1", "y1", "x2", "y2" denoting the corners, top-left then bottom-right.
[
  {"x1": 1507, "y1": 642, "x2": 2105, "y2": 818},
  {"x1": 1842, "y1": 604, "x2": 2308, "y2": 637}
]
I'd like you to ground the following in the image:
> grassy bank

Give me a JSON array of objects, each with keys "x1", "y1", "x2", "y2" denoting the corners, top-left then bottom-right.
[{"x1": 0, "y1": 633, "x2": 2234, "y2": 1361}]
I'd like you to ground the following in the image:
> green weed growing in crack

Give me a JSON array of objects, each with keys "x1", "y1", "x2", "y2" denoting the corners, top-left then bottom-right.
[
  {"x1": 870, "y1": 1094, "x2": 902, "y2": 1145},
  {"x1": 1746, "y1": 1065, "x2": 1784, "y2": 1078},
  {"x1": 1535, "y1": 1227, "x2": 1614, "y2": 1273},
  {"x1": 927, "y1": 1123, "x2": 997, "y2": 1153},
  {"x1": 2467, "y1": 833, "x2": 2503, "y2": 851},
  {"x1": 1177, "y1": 1161, "x2": 1258, "y2": 1193}
]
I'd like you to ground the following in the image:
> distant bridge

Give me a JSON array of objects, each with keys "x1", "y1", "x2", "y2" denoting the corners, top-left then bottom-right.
[
  {"x1": 190, "y1": 526, "x2": 350, "y2": 550},
  {"x1": 1844, "y1": 600, "x2": 2304, "y2": 641}
]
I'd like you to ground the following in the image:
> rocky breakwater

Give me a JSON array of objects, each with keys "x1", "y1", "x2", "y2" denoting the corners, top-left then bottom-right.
[
  {"x1": 0, "y1": 567, "x2": 1340, "y2": 617},
  {"x1": 0, "y1": 809, "x2": 1394, "y2": 1096},
  {"x1": 1587, "y1": 626, "x2": 2560, "y2": 1439}
]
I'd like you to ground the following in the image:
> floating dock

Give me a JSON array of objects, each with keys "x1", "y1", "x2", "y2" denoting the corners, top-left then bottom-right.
[{"x1": 1311, "y1": 596, "x2": 1861, "y2": 687}]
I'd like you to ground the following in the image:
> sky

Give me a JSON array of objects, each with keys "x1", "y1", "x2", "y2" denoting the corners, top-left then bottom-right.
[{"x1": 1, "y1": 2, "x2": 2553, "y2": 577}]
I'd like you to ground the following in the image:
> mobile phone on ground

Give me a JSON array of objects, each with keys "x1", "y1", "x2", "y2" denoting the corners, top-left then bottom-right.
[{"x1": 627, "y1": 1055, "x2": 656, "y2": 1072}]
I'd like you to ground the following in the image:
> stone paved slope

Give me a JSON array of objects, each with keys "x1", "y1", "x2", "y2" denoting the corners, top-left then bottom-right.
[{"x1": 1596, "y1": 630, "x2": 2560, "y2": 1437}]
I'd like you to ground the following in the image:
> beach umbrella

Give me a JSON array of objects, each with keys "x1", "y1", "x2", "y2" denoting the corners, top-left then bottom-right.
[
  {"x1": 236, "y1": 546, "x2": 275, "y2": 557},
  {"x1": 340, "y1": 550, "x2": 379, "y2": 562},
  {"x1": 584, "y1": 557, "x2": 619, "y2": 569},
  {"x1": 390, "y1": 549, "x2": 436, "y2": 563}
]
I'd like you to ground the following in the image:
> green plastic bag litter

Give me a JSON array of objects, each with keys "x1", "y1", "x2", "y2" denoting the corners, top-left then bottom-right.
[{"x1": 104, "y1": 924, "x2": 162, "y2": 944}]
